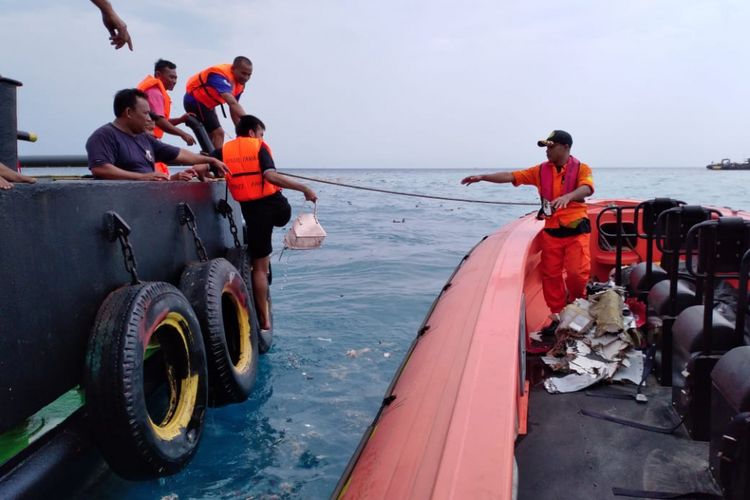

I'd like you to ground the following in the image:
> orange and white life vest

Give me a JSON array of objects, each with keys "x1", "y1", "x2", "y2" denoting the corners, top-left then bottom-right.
[
  {"x1": 136, "y1": 75, "x2": 171, "y2": 139},
  {"x1": 185, "y1": 64, "x2": 244, "y2": 109},
  {"x1": 537, "y1": 155, "x2": 587, "y2": 225},
  {"x1": 223, "y1": 137, "x2": 280, "y2": 202},
  {"x1": 539, "y1": 156, "x2": 580, "y2": 201}
]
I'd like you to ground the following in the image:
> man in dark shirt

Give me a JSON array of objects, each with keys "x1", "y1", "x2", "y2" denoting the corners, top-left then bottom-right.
[
  {"x1": 86, "y1": 88, "x2": 227, "y2": 180},
  {"x1": 212, "y1": 115, "x2": 317, "y2": 332}
]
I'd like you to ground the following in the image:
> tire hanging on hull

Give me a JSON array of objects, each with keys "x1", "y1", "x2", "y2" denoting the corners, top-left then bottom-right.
[
  {"x1": 180, "y1": 258, "x2": 259, "y2": 406},
  {"x1": 84, "y1": 282, "x2": 208, "y2": 480},
  {"x1": 225, "y1": 245, "x2": 273, "y2": 354}
]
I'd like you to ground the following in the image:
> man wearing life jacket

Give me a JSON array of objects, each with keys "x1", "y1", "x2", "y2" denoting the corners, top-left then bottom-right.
[
  {"x1": 136, "y1": 59, "x2": 195, "y2": 146},
  {"x1": 461, "y1": 130, "x2": 595, "y2": 316},
  {"x1": 86, "y1": 88, "x2": 228, "y2": 181},
  {"x1": 184, "y1": 57, "x2": 253, "y2": 150},
  {"x1": 211, "y1": 115, "x2": 317, "y2": 332}
]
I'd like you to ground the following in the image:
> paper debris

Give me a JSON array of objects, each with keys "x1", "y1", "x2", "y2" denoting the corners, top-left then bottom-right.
[
  {"x1": 542, "y1": 281, "x2": 645, "y2": 394},
  {"x1": 612, "y1": 350, "x2": 646, "y2": 385},
  {"x1": 589, "y1": 289, "x2": 625, "y2": 336},
  {"x1": 559, "y1": 304, "x2": 594, "y2": 334},
  {"x1": 544, "y1": 372, "x2": 608, "y2": 394}
]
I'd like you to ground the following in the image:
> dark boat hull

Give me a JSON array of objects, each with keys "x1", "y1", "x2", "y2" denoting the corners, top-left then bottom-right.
[{"x1": 0, "y1": 179, "x2": 241, "y2": 434}]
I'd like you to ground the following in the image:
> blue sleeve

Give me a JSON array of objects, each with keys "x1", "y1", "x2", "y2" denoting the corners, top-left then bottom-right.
[
  {"x1": 147, "y1": 135, "x2": 180, "y2": 163},
  {"x1": 206, "y1": 73, "x2": 233, "y2": 95},
  {"x1": 86, "y1": 126, "x2": 118, "y2": 169}
]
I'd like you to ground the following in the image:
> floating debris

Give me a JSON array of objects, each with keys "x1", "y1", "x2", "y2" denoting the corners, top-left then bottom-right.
[
  {"x1": 542, "y1": 282, "x2": 645, "y2": 394},
  {"x1": 346, "y1": 348, "x2": 371, "y2": 358}
]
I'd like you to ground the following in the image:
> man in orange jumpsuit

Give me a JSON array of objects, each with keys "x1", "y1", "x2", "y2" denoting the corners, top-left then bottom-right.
[{"x1": 461, "y1": 130, "x2": 594, "y2": 316}]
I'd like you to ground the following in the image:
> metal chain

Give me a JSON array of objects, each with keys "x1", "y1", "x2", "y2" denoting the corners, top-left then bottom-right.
[
  {"x1": 178, "y1": 202, "x2": 209, "y2": 262},
  {"x1": 116, "y1": 231, "x2": 139, "y2": 284},
  {"x1": 186, "y1": 217, "x2": 209, "y2": 262},
  {"x1": 217, "y1": 198, "x2": 242, "y2": 248},
  {"x1": 105, "y1": 211, "x2": 140, "y2": 285},
  {"x1": 227, "y1": 212, "x2": 241, "y2": 248}
]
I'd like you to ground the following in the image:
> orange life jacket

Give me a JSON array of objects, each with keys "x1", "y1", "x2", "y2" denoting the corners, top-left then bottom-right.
[
  {"x1": 154, "y1": 162, "x2": 169, "y2": 176},
  {"x1": 537, "y1": 156, "x2": 588, "y2": 227},
  {"x1": 223, "y1": 137, "x2": 281, "y2": 202},
  {"x1": 185, "y1": 64, "x2": 244, "y2": 109},
  {"x1": 136, "y1": 75, "x2": 171, "y2": 139}
]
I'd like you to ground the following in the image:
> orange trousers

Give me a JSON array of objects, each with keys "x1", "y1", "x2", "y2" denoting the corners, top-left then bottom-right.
[{"x1": 540, "y1": 231, "x2": 591, "y2": 313}]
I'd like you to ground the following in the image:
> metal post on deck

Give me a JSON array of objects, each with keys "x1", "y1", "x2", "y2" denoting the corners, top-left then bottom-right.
[{"x1": 0, "y1": 76, "x2": 23, "y2": 171}]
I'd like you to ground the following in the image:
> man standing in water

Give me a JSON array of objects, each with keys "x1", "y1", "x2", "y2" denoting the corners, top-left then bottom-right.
[
  {"x1": 211, "y1": 115, "x2": 317, "y2": 333},
  {"x1": 461, "y1": 130, "x2": 594, "y2": 319},
  {"x1": 184, "y1": 57, "x2": 253, "y2": 149},
  {"x1": 137, "y1": 59, "x2": 195, "y2": 146}
]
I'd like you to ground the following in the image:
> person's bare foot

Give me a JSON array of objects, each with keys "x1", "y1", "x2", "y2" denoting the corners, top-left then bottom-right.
[
  {"x1": 7, "y1": 172, "x2": 36, "y2": 184},
  {"x1": 0, "y1": 166, "x2": 36, "y2": 186}
]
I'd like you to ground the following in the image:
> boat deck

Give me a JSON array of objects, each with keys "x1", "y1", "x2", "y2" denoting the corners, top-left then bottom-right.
[{"x1": 516, "y1": 361, "x2": 721, "y2": 500}]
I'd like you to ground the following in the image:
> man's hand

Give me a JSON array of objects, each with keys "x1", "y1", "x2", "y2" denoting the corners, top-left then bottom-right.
[
  {"x1": 169, "y1": 169, "x2": 197, "y2": 182},
  {"x1": 140, "y1": 172, "x2": 169, "y2": 181},
  {"x1": 551, "y1": 193, "x2": 574, "y2": 210},
  {"x1": 461, "y1": 175, "x2": 484, "y2": 185},
  {"x1": 180, "y1": 131, "x2": 196, "y2": 146},
  {"x1": 210, "y1": 159, "x2": 230, "y2": 176},
  {"x1": 0, "y1": 177, "x2": 11, "y2": 190},
  {"x1": 94, "y1": 1, "x2": 133, "y2": 50},
  {"x1": 303, "y1": 187, "x2": 318, "y2": 203}
]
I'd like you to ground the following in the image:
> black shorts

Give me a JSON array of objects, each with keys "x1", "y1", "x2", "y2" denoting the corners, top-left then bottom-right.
[
  {"x1": 183, "y1": 97, "x2": 222, "y2": 134},
  {"x1": 240, "y1": 192, "x2": 292, "y2": 259}
]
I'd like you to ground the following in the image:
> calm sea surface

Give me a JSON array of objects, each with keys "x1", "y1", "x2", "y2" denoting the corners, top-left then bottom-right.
[{"x1": 81, "y1": 167, "x2": 749, "y2": 499}]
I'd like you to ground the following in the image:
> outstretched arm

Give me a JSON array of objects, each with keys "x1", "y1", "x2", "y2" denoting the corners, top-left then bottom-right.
[
  {"x1": 173, "y1": 149, "x2": 229, "y2": 176},
  {"x1": 154, "y1": 116, "x2": 195, "y2": 146},
  {"x1": 220, "y1": 93, "x2": 247, "y2": 125},
  {"x1": 460, "y1": 171, "x2": 515, "y2": 185},
  {"x1": 90, "y1": 0, "x2": 132, "y2": 50},
  {"x1": 264, "y1": 170, "x2": 317, "y2": 202},
  {"x1": 91, "y1": 163, "x2": 167, "y2": 181}
]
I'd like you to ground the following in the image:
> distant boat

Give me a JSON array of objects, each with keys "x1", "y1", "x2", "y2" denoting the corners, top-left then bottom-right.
[{"x1": 706, "y1": 158, "x2": 750, "y2": 170}]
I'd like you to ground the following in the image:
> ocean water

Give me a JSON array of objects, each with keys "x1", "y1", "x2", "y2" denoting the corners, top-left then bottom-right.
[{"x1": 84, "y1": 167, "x2": 750, "y2": 499}]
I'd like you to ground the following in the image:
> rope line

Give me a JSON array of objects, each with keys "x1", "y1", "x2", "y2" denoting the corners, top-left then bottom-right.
[{"x1": 277, "y1": 171, "x2": 538, "y2": 206}]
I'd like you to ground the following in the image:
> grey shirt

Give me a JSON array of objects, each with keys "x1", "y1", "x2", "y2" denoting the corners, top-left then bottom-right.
[{"x1": 86, "y1": 123, "x2": 180, "y2": 174}]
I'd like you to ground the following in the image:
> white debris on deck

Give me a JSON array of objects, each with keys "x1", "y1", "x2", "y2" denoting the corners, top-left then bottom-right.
[{"x1": 542, "y1": 285, "x2": 644, "y2": 394}]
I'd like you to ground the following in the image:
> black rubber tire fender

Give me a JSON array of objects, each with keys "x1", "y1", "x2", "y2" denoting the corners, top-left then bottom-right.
[
  {"x1": 180, "y1": 258, "x2": 259, "y2": 406},
  {"x1": 226, "y1": 245, "x2": 273, "y2": 354},
  {"x1": 84, "y1": 282, "x2": 208, "y2": 480}
]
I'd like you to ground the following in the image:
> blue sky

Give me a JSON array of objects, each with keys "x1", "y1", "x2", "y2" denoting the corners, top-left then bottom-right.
[{"x1": 2, "y1": 0, "x2": 749, "y2": 168}]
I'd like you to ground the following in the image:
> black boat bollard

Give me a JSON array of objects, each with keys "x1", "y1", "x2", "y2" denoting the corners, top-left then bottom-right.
[{"x1": 0, "y1": 76, "x2": 23, "y2": 171}]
